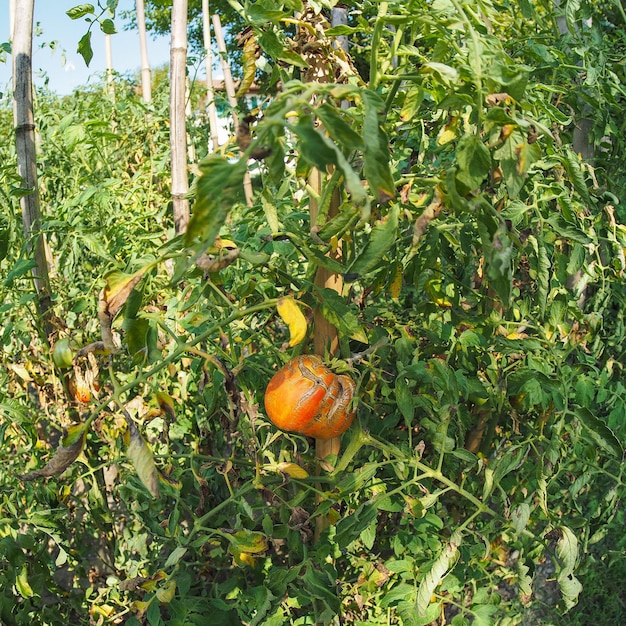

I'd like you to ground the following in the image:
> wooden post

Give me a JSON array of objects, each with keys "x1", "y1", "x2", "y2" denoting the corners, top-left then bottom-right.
[
  {"x1": 212, "y1": 13, "x2": 254, "y2": 206},
  {"x1": 302, "y1": 6, "x2": 350, "y2": 540},
  {"x1": 136, "y1": 0, "x2": 152, "y2": 103},
  {"x1": 170, "y1": 0, "x2": 190, "y2": 235},
  {"x1": 202, "y1": 0, "x2": 220, "y2": 152},
  {"x1": 12, "y1": 0, "x2": 53, "y2": 338}
]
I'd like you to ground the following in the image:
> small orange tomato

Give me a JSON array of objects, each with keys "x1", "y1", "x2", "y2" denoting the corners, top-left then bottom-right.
[{"x1": 264, "y1": 355, "x2": 356, "y2": 439}]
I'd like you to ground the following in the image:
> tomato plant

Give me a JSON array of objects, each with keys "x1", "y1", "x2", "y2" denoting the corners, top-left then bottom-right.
[{"x1": 1, "y1": 0, "x2": 626, "y2": 624}]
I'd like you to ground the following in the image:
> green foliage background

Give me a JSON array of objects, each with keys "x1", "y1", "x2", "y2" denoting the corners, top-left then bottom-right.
[{"x1": 1, "y1": 0, "x2": 626, "y2": 624}]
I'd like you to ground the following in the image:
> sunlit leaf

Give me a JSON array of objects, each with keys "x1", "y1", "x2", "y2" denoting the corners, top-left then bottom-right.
[
  {"x1": 416, "y1": 531, "x2": 461, "y2": 616},
  {"x1": 277, "y1": 297, "x2": 308, "y2": 346},
  {"x1": 77, "y1": 32, "x2": 93, "y2": 67},
  {"x1": 275, "y1": 462, "x2": 309, "y2": 478},
  {"x1": 186, "y1": 155, "x2": 247, "y2": 248},
  {"x1": 15, "y1": 565, "x2": 34, "y2": 599},
  {"x1": 362, "y1": 90, "x2": 396, "y2": 203},
  {"x1": 228, "y1": 530, "x2": 268, "y2": 567},
  {"x1": 156, "y1": 580, "x2": 176, "y2": 604},
  {"x1": 66, "y1": 4, "x2": 95, "y2": 19},
  {"x1": 235, "y1": 34, "x2": 258, "y2": 98},
  {"x1": 316, "y1": 287, "x2": 368, "y2": 344},
  {"x1": 99, "y1": 18, "x2": 117, "y2": 35},
  {"x1": 124, "y1": 419, "x2": 159, "y2": 498}
]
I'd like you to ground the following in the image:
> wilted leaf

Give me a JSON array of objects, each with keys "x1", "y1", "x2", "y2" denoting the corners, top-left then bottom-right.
[
  {"x1": 236, "y1": 34, "x2": 258, "y2": 98},
  {"x1": 555, "y1": 525, "x2": 578, "y2": 580},
  {"x1": 21, "y1": 421, "x2": 89, "y2": 481},
  {"x1": 415, "y1": 531, "x2": 461, "y2": 617},
  {"x1": 164, "y1": 547, "x2": 187, "y2": 569},
  {"x1": 413, "y1": 188, "x2": 444, "y2": 245},
  {"x1": 156, "y1": 392, "x2": 176, "y2": 421},
  {"x1": 228, "y1": 530, "x2": 268, "y2": 567},
  {"x1": 156, "y1": 580, "x2": 177, "y2": 604},
  {"x1": 124, "y1": 418, "x2": 159, "y2": 497},
  {"x1": 277, "y1": 297, "x2": 308, "y2": 346},
  {"x1": 98, "y1": 266, "x2": 153, "y2": 352},
  {"x1": 511, "y1": 503, "x2": 531, "y2": 534}
]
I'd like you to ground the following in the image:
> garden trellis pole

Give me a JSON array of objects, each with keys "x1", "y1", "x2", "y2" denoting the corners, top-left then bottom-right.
[
  {"x1": 170, "y1": 0, "x2": 190, "y2": 235},
  {"x1": 12, "y1": 0, "x2": 53, "y2": 339},
  {"x1": 202, "y1": 0, "x2": 220, "y2": 151},
  {"x1": 212, "y1": 13, "x2": 253, "y2": 206},
  {"x1": 136, "y1": 0, "x2": 152, "y2": 102}
]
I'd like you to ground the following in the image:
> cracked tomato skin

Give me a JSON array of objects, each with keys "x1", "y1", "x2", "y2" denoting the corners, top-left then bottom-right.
[{"x1": 264, "y1": 355, "x2": 356, "y2": 439}]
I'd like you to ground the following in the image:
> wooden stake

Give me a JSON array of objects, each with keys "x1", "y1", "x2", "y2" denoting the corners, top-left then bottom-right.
[
  {"x1": 170, "y1": 0, "x2": 190, "y2": 235},
  {"x1": 202, "y1": 0, "x2": 220, "y2": 152},
  {"x1": 12, "y1": 0, "x2": 53, "y2": 338},
  {"x1": 136, "y1": 0, "x2": 152, "y2": 103},
  {"x1": 212, "y1": 13, "x2": 254, "y2": 207}
]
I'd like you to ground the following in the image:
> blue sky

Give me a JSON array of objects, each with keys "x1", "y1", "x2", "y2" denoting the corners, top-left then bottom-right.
[{"x1": 0, "y1": 0, "x2": 173, "y2": 94}]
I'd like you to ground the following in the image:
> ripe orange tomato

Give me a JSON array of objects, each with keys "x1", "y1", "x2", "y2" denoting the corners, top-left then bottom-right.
[{"x1": 264, "y1": 355, "x2": 356, "y2": 439}]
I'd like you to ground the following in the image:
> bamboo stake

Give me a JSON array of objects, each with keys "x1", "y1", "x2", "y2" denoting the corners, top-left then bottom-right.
[
  {"x1": 202, "y1": 0, "x2": 220, "y2": 152},
  {"x1": 170, "y1": 0, "x2": 190, "y2": 235},
  {"x1": 212, "y1": 13, "x2": 254, "y2": 206},
  {"x1": 136, "y1": 0, "x2": 152, "y2": 103},
  {"x1": 12, "y1": 0, "x2": 53, "y2": 338},
  {"x1": 104, "y1": 33, "x2": 114, "y2": 92}
]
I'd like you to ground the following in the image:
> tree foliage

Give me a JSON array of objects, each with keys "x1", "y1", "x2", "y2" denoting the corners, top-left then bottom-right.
[{"x1": 1, "y1": 0, "x2": 626, "y2": 624}]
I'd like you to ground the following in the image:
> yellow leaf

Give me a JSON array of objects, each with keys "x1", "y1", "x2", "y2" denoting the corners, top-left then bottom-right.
[
  {"x1": 389, "y1": 266, "x2": 403, "y2": 301},
  {"x1": 276, "y1": 462, "x2": 309, "y2": 479},
  {"x1": 277, "y1": 297, "x2": 308, "y2": 346},
  {"x1": 437, "y1": 127, "x2": 456, "y2": 145},
  {"x1": 235, "y1": 34, "x2": 258, "y2": 98},
  {"x1": 156, "y1": 580, "x2": 177, "y2": 604}
]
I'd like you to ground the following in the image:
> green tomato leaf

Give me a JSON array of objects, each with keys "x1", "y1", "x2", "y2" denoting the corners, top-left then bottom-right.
[
  {"x1": 362, "y1": 90, "x2": 396, "y2": 204},
  {"x1": 416, "y1": 531, "x2": 461, "y2": 617},
  {"x1": 347, "y1": 204, "x2": 399, "y2": 278},
  {"x1": 66, "y1": 4, "x2": 95, "y2": 19},
  {"x1": 77, "y1": 31, "x2": 93, "y2": 67},
  {"x1": 186, "y1": 155, "x2": 247, "y2": 248},
  {"x1": 455, "y1": 134, "x2": 491, "y2": 190},
  {"x1": 575, "y1": 408, "x2": 623, "y2": 458},
  {"x1": 99, "y1": 18, "x2": 117, "y2": 35},
  {"x1": 316, "y1": 103, "x2": 364, "y2": 151}
]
